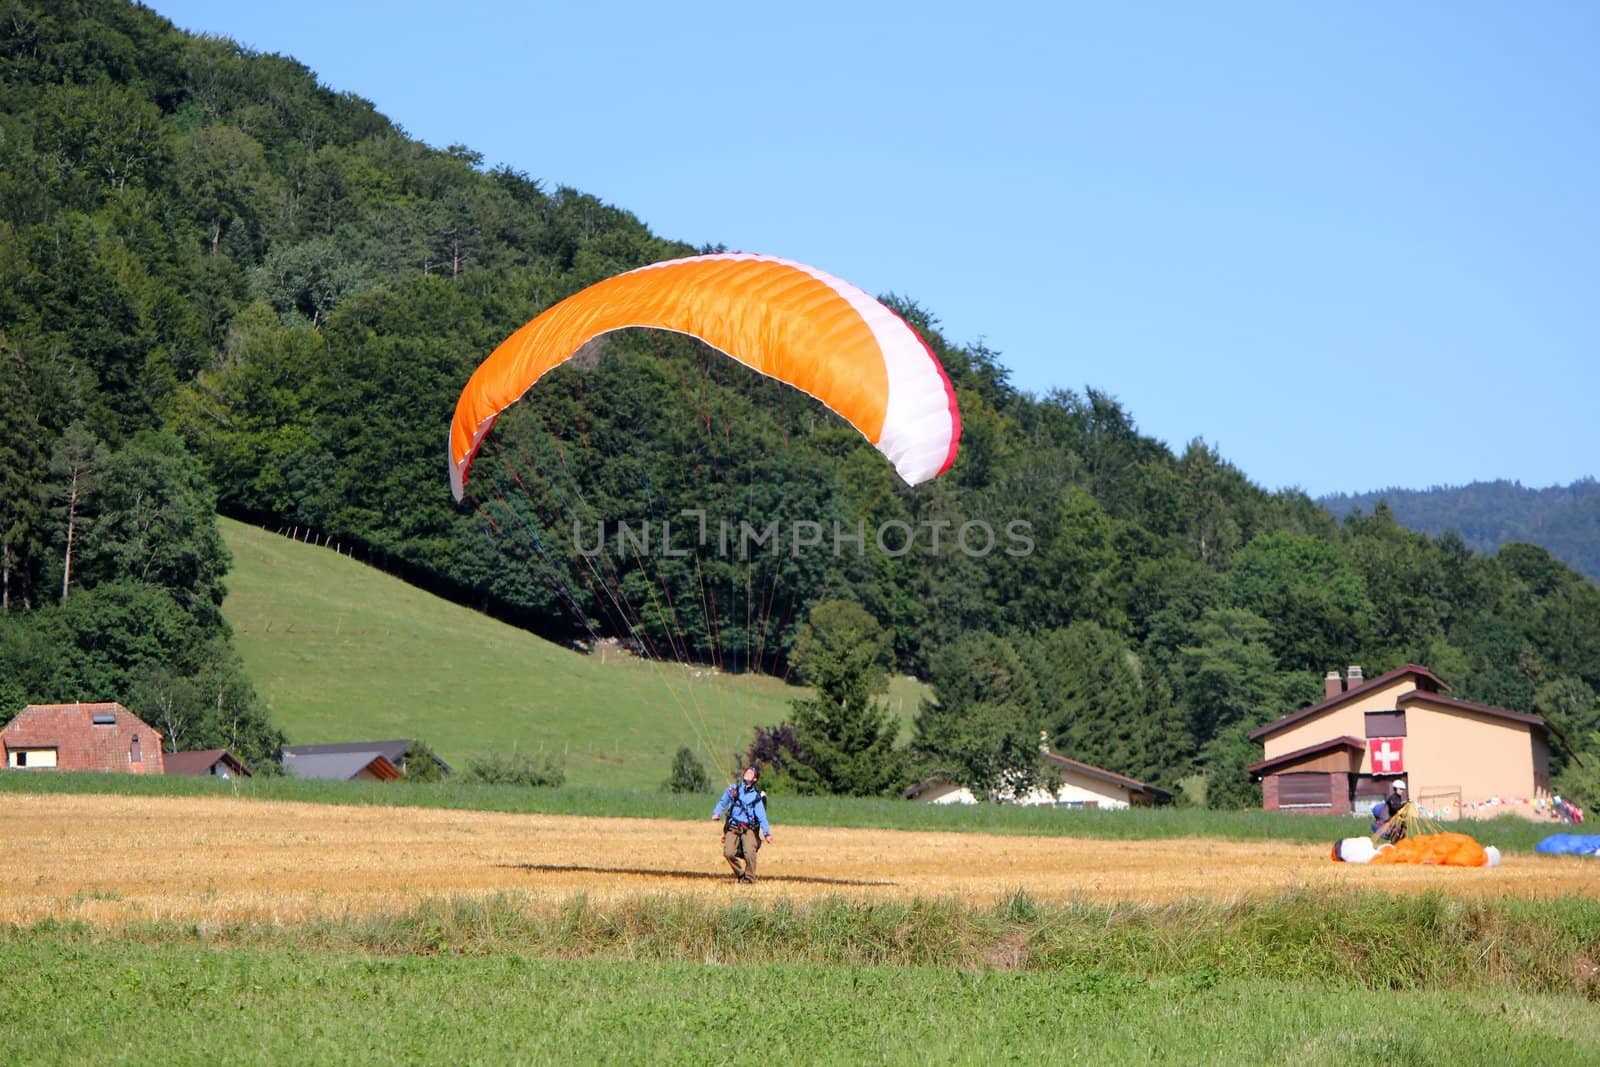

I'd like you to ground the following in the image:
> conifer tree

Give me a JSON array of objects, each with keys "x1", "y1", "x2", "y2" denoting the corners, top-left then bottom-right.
[{"x1": 787, "y1": 600, "x2": 902, "y2": 796}]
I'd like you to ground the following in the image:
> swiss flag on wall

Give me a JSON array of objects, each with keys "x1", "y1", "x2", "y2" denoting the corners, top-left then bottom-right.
[{"x1": 1370, "y1": 737, "x2": 1405, "y2": 775}]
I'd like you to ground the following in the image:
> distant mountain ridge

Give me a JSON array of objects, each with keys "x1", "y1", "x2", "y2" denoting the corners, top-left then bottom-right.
[{"x1": 1321, "y1": 479, "x2": 1600, "y2": 581}]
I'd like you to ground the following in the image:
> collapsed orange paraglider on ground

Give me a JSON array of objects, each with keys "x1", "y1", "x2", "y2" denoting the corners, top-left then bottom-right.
[{"x1": 1369, "y1": 832, "x2": 1490, "y2": 866}]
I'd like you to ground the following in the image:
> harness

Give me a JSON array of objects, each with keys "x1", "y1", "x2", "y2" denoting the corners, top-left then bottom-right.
[{"x1": 721, "y1": 785, "x2": 765, "y2": 834}]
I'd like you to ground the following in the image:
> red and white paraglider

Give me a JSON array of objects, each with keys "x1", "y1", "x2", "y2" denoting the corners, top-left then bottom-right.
[{"x1": 449, "y1": 253, "x2": 962, "y2": 500}]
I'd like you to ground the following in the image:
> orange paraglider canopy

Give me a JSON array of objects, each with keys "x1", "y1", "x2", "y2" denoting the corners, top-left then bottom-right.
[
  {"x1": 1369, "y1": 832, "x2": 1489, "y2": 867},
  {"x1": 449, "y1": 253, "x2": 961, "y2": 501}
]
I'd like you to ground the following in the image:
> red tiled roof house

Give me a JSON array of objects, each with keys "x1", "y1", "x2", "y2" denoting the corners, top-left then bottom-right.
[{"x1": 1, "y1": 703, "x2": 166, "y2": 775}]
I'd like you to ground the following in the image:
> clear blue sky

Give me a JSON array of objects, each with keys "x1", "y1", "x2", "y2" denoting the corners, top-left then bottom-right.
[{"x1": 149, "y1": 1, "x2": 1598, "y2": 497}]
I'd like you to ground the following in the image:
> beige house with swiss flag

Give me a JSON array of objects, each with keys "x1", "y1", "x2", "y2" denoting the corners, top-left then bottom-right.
[{"x1": 1247, "y1": 665, "x2": 1551, "y2": 820}]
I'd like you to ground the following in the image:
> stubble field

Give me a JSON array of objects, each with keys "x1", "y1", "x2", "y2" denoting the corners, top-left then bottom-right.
[
  {"x1": 5, "y1": 792, "x2": 1598, "y2": 927},
  {"x1": 7, "y1": 791, "x2": 1600, "y2": 1065}
]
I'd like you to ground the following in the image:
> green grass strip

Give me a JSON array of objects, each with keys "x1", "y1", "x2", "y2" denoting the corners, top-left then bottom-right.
[
  {"x1": 2, "y1": 935, "x2": 1598, "y2": 1066},
  {"x1": 13, "y1": 889, "x2": 1600, "y2": 998}
]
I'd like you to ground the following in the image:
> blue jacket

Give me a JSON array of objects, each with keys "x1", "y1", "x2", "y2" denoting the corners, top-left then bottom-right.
[{"x1": 713, "y1": 781, "x2": 770, "y2": 835}]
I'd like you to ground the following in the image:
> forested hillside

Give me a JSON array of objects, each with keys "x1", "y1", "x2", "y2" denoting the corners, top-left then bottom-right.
[
  {"x1": 3, "y1": 0, "x2": 1598, "y2": 799},
  {"x1": 1323, "y1": 480, "x2": 1600, "y2": 584}
]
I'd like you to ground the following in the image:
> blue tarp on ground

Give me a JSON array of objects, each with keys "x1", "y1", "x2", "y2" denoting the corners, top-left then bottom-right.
[{"x1": 1535, "y1": 833, "x2": 1600, "y2": 855}]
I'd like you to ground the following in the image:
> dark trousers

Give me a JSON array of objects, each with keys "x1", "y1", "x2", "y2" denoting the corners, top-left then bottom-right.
[{"x1": 722, "y1": 826, "x2": 761, "y2": 880}]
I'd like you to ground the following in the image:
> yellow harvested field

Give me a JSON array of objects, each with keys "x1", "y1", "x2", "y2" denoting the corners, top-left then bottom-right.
[{"x1": 4, "y1": 793, "x2": 1599, "y2": 927}]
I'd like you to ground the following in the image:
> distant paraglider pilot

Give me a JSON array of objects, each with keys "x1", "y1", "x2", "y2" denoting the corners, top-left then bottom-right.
[
  {"x1": 1374, "y1": 780, "x2": 1408, "y2": 842},
  {"x1": 713, "y1": 765, "x2": 773, "y2": 883}
]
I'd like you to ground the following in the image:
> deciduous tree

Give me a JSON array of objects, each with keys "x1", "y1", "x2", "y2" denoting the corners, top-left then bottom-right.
[{"x1": 45, "y1": 421, "x2": 108, "y2": 604}]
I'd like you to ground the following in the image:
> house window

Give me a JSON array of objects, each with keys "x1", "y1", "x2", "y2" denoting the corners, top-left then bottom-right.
[
  {"x1": 1353, "y1": 775, "x2": 1391, "y2": 801},
  {"x1": 1365, "y1": 710, "x2": 1406, "y2": 738},
  {"x1": 130, "y1": 735, "x2": 141, "y2": 763},
  {"x1": 92, "y1": 712, "x2": 116, "y2": 725},
  {"x1": 1278, "y1": 772, "x2": 1333, "y2": 807},
  {"x1": 8, "y1": 748, "x2": 59, "y2": 769}
]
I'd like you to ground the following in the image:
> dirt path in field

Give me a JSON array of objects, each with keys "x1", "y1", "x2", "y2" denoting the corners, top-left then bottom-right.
[{"x1": 4, "y1": 793, "x2": 1598, "y2": 927}]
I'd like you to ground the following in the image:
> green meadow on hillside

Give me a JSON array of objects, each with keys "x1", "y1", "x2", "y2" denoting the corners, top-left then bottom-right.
[{"x1": 219, "y1": 519, "x2": 926, "y2": 788}]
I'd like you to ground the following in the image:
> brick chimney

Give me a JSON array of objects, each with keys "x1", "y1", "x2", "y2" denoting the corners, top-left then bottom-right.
[
  {"x1": 1347, "y1": 665, "x2": 1364, "y2": 689},
  {"x1": 1324, "y1": 670, "x2": 1343, "y2": 699}
]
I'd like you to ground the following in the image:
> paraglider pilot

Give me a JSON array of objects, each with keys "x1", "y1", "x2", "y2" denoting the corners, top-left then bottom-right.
[
  {"x1": 1374, "y1": 780, "x2": 1407, "y2": 841},
  {"x1": 712, "y1": 765, "x2": 773, "y2": 884}
]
